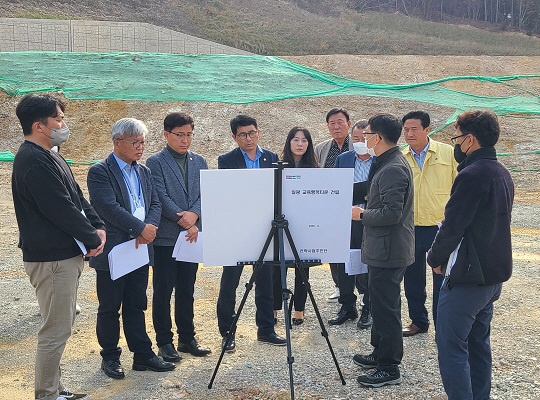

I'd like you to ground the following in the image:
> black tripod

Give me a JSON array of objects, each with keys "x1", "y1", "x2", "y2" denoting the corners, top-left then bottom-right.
[{"x1": 208, "y1": 162, "x2": 346, "y2": 399}]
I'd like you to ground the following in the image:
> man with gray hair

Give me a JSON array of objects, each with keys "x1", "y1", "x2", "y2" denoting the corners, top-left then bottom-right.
[{"x1": 87, "y1": 118, "x2": 175, "y2": 380}]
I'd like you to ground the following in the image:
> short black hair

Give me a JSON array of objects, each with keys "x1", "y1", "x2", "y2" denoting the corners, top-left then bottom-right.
[
  {"x1": 455, "y1": 110, "x2": 499, "y2": 147},
  {"x1": 326, "y1": 108, "x2": 350, "y2": 123},
  {"x1": 16, "y1": 94, "x2": 66, "y2": 136},
  {"x1": 230, "y1": 115, "x2": 257, "y2": 135},
  {"x1": 368, "y1": 114, "x2": 402, "y2": 144},
  {"x1": 164, "y1": 112, "x2": 194, "y2": 132},
  {"x1": 402, "y1": 111, "x2": 430, "y2": 129}
]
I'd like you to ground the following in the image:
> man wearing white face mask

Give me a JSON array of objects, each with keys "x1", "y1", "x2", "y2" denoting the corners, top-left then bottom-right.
[
  {"x1": 329, "y1": 120, "x2": 374, "y2": 328},
  {"x1": 88, "y1": 118, "x2": 175, "y2": 380},
  {"x1": 351, "y1": 114, "x2": 414, "y2": 388},
  {"x1": 13, "y1": 94, "x2": 106, "y2": 400}
]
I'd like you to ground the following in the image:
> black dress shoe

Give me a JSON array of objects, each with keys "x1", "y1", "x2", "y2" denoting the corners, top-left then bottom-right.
[
  {"x1": 257, "y1": 332, "x2": 287, "y2": 346},
  {"x1": 158, "y1": 343, "x2": 182, "y2": 362},
  {"x1": 132, "y1": 355, "x2": 176, "y2": 372},
  {"x1": 101, "y1": 359, "x2": 125, "y2": 379},
  {"x1": 292, "y1": 318, "x2": 304, "y2": 326},
  {"x1": 178, "y1": 339, "x2": 211, "y2": 357},
  {"x1": 328, "y1": 308, "x2": 358, "y2": 325},
  {"x1": 221, "y1": 334, "x2": 236, "y2": 353},
  {"x1": 357, "y1": 306, "x2": 372, "y2": 330},
  {"x1": 59, "y1": 388, "x2": 88, "y2": 399}
]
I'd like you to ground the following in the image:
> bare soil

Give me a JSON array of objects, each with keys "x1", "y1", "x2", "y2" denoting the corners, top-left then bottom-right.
[{"x1": 0, "y1": 55, "x2": 539, "y2": 399}]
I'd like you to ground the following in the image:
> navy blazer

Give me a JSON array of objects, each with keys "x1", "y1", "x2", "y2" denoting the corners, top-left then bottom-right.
[
  {"x1": 87, "y1": 153, "x2": 162, "y2": 271},
  {"x1": 218, "y1": 147, "x2": 278, "y2": 170},
  {"x1": 146, "y1": 148, "x2": 208, "y2": 247},
  {"x1": 335, "y1": 150, "x2": 375, "y2": 249}
]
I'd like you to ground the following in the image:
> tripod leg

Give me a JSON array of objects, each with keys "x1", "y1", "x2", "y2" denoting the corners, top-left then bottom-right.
[
  {"x1": 284, "y1": 225, "x2": 346, "y2": 385},
  {"x1": 278, "y1": 226, "x2": 295, "y2": 399},
  {"x1": 209, "y1": 225, "x2": 276, "y2": 389}
]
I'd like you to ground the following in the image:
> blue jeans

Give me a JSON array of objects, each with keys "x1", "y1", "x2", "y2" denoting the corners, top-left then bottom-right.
[{"x1": 436, "y1": 277, "x2": 502, "y2": 400}]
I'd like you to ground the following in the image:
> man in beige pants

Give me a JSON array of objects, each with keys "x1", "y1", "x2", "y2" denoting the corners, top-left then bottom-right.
[{"x1": 12, "y1": 94, "x2": 106, "y2": 400}]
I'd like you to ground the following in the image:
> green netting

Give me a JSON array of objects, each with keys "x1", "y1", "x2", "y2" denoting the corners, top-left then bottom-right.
[
  {"x1": 1, "y1": 52, "x2": 540, "y2": 115},
  {"x1": 0, "y1": 151, "x2": 15, "y2": 162}
]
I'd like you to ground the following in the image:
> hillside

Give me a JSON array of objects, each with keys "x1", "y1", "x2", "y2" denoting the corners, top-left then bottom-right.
[{"x1": 1, "y1": 0, "x2": 540, "y2": 55}]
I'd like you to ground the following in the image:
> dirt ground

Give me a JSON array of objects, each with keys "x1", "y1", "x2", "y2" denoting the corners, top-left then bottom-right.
[{"x1": 0, "y1": 55, "x2": 539, "y2": 399}]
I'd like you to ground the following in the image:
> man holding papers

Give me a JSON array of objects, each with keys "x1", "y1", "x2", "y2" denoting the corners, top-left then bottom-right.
[
  {"x1": 12, "y1": 94, "x2": 105, "y2": 400},
  {"x1": 87, "y1": 118, "x2": 174, "y2": 380},
  {"x1": 329, "y1": 120, "x2": 374, "y2": 329},
  {"x1": 146, "y1": 112, "x2": 211, "y2": 361}
]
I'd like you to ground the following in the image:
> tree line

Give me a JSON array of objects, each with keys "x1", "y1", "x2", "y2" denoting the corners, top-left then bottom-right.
[{"x1": 353, "y1": 0, "x2": 540, "y2": 34}]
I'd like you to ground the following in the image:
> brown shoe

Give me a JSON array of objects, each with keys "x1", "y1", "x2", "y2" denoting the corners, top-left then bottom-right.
[{"x1": 402, "y1": 323, "x2": 428, "y2": 337}]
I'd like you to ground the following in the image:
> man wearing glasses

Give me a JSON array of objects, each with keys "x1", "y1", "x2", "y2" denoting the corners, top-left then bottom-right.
[
  {"x1": 146, "y1": 112, "x2": 211, "y2": 363},
  {"x1": 216, "y1": 114, "x2": 286, "y2": 352},
  {"x1": 351, "y1": 114, "x2": 414, "y2": 388},
  {"x1": 401, "y1": 111, "x2": 458, "y2": 337},
  {"x1": 87, "y1": 118, "x2": 175, "y2": 380},
  {"x1": 428, "y1": 111, "x2": 513, "y2": 400}
]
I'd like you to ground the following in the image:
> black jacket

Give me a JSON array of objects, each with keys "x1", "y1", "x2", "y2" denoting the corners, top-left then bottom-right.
[
  {"x1": 361, "y1": 146, "x2": 415, "y2": 268},
  {"x1": 12, "y1": 141, "x2": 104, "y2": 262},
  {"x1": 217, "y1": 146, "x2": 278, "y2": 170},
  {"x1": 427, "y1": 146, "x2": 514, "y2": 286}
]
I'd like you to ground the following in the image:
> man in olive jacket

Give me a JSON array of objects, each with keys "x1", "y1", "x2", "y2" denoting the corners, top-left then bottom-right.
[{"x1": 351, "y1": 114, "x2": 414, "y2": 388}]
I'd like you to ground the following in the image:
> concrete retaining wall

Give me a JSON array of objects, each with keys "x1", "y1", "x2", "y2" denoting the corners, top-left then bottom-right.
[{"x1": 0, "y1": 18, "x2": 253, "y2": 54}]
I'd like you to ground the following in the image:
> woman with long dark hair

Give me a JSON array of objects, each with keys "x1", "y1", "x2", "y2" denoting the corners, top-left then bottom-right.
[{"x1": 273, "y1": 127, "x2": 318, "y2": 326}]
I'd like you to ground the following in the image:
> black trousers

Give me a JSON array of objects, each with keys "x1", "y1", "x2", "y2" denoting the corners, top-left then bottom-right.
[
  {"x1": 368, "y1": 265, "x2": 406, "y2": 371},
  {"x1": 403, "y1": 225, "x2": 443, "y2": 330},
  {"x1": 217, "y1": 264, "x2": 275, "y2": 337},
  {"x1": 96, "y1": 266, "x2": 154, "y2": 363},
  {"x1": 336, "y1": 262, "x2": 370, "y2": 312},
  {"x1": 152, "y1": 246, "x2": 198, "y2": 347},
  {"x1": 330, "y1": 262, "x2": 339, "y2": 287},
  {"x1": 272, "y1": 266, "x2": 310, "y2": 312}
]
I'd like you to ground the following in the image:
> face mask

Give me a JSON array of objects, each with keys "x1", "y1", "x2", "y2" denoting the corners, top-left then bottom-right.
[
  {"x1": 365, "y1": 134, "x2": 378, "y2": 157},
  {"x1": 43, "y1": 125, "x2": 70, "y2": 146},
  {"x1": 353, "y1": 141, "x2": 368, "y2": 155},
  {"x1": 453, "y1": 135, "x2": 471, "y2": 163}
]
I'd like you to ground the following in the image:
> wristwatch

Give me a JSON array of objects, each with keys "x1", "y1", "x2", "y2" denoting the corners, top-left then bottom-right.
[{"x1": 360, "y1": 212, "x2": 364, "y2": 219}]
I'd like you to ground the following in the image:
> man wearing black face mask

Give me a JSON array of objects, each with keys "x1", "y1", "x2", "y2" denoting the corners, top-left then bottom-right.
[{"x1": 427, "y1": 110, "x2": 514, "y2": 400}]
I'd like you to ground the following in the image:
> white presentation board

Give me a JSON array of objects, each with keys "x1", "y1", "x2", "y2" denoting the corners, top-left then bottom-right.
[{"x1": 200, "y1": 168, "x2": 353, "y2": 266}]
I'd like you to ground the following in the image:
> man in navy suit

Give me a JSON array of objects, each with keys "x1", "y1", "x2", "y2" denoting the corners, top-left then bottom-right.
[
  {"x1": 216, "y1": 115, "x2": 286, "y2": 352},
  {"x1": 87, "y1": 118, "x2": 175, "y2": 380},
  {"x1": 146, "y1": 112, "x2": 211, "y2": 362},
  {"x1": 329, "y1": 120, "x2": 374, "y2": 328}
]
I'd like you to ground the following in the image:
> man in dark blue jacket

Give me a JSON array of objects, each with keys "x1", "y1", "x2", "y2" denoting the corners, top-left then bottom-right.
[
  {"x1": 427, "y1": 110, "x2": 514, "y2": 400},
  {"x1": 329, "y1": 120, "x2": 374, "y2": 329},
  {"x1": 216, "y1": 115, "x2": 286, "y2": 352},
  {"x1": 88, "y1": 118, "x2": 175, "y2": 380}
]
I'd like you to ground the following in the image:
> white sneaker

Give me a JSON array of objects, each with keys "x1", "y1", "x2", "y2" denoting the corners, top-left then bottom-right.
[
  {"x1": 75, "y1": 303, "x2": 81, "y2": 315},
  {"x1": 328, "y1": 288, "x2": 340, "y2": 302}
]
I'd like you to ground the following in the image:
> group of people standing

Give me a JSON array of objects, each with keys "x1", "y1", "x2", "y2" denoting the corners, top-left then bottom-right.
[{"x1": 12, "y1": 93, "x2": 514, "y2": 400}]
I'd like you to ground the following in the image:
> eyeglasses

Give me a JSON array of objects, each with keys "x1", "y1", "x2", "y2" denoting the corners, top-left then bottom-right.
[
  {"x1": 118, "y1": 139, "x2": 145, "y2": 149},
  {"x1": 167, "y1": 131, "x2": 194, "y2": 139},
  {"x1": 235, "y1": 130, "x2": 258, "y2": 140},
  {"x1": 450, "y1": 134, "x2": 467, "y2": 145}
]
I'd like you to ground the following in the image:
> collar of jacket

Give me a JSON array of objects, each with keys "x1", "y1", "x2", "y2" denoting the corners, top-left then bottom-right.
[
  {"x1": 457, "y1": 146, "x2": 497, "y2": 172},
  {"x1": 368, "y1": 146, "x2": 400, "y2": 183}
]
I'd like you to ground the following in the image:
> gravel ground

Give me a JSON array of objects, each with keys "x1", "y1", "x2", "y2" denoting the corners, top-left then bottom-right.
[{"x1": 0, "y1": 55, "x2": 539, "y2": 399}]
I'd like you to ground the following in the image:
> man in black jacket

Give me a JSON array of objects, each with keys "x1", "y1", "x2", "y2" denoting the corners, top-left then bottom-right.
[
  {"x1": 12, "y1": 94, "x2": 106, "y2": 400},
  {"x1": 427, "y1": 110, "x2": 514, "y2": 400},
  {"x1": 351, "y1": 114, "x2": 414, "y2": 388},
  {"x1": 216, "y1": 115, "x2": 286, "y2": 352}
]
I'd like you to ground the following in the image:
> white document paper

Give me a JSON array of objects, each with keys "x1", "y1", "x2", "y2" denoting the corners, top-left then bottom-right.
[
  {"x1": 108, "y1": 239, "x2": 149, "y2": 280},
  {"x1": 345, "y1": 249, "x2": 368, "y2": 275},
  {"x1": 200, "y1": 168, "x2": 353, "y2": 266},
  {"x1": 201, "y1": 169, "x2": 275, "y2": 266},
  {"x1": 74, "y1": 209, "x2": 88, "y2": 255},
  {"x1": 445, "y1": 238, "x2": 463, "y2": 277},
  {"x1": 173, "y1": 231, "x2": 203, "y2": 263},
  {"x1": 282, "y1": 168, "x2": 353, "y2": 263}
]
